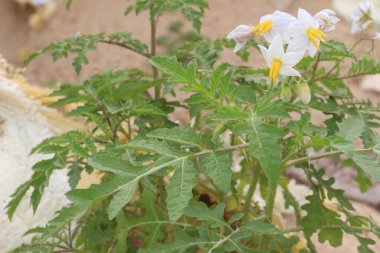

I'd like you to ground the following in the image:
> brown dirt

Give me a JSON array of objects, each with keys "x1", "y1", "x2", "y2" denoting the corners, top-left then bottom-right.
[{"x1": 0, "y1": 0, "x2": 379, "y2": 251}]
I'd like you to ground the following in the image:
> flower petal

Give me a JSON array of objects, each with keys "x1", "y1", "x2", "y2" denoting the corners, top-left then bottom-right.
[
  {"x1": 234, "y1": 42, "x2": 247, "y2": 52},
  {"x1": 227, "y1": 25, "x2": 251, "y2": 39},
  {"x1": 283, "y1": 51, "x2": 305, "y2": 66},
  {"x1": 279, "y1": 65, "x2": 301, "y2": 77},
  {"x1": 258, "y1": 45, "x2": 271, "y2": 66},
  {"x1": 287, "y1": 37, "x2": 308, "y2": 53},
  {"x1": 308, "y1": 44, "x2": 318, "y2": 57},
  {"x1": 269, "y1": 35, "x2": 284, "y2": 59},
  {"x1": 298, "y1": 8, "x2": 318, "y2": 27}
]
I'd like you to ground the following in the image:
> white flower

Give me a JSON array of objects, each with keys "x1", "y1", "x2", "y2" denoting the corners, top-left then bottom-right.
[
  {"x1": 288, "y1": 8, "x2": 327, "y2": 57},
  {"x1": 227, "y1": 25, "x2": 254, "y2": 52},
  {"x1": 252, "y1": 11, "x2": 296, "y2": 43},
  {"x1": 314, "y1": 9, "x2": 340, "y2": 33},
  {"x1": 374, "y1": 32, "x2": 380, "y2": 40},
  {"x1": 351, "y1": 2, "x2": 374, "y2": 33},
  {"x1": 259, "y1": 35, "x2": 304, "y2": 82}
]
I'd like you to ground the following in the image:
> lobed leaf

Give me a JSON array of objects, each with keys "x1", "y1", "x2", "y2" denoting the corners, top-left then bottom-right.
[{"x1": 166, "y1": 159, "x2": 197, "y2": 222}]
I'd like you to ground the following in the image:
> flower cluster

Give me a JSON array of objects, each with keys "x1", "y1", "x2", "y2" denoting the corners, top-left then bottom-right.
[{"x1": 227, "y1": 8, "x2": 339, "y2": 83}]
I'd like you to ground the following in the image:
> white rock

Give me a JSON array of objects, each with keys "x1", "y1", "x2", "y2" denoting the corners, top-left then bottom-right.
[{"x1": 0, "y1": 58, "x2": 69, "y2": 252}]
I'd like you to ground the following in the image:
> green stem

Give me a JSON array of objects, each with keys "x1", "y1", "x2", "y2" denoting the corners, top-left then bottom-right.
[
  {"x1": 243, "y1": 166, "x2": 261, "y2": 215},
  {"x1": 98, "y1": 40, "x2": 151, "y2": 58},
  {"x1": 283, "y1": 225, "x2": 373, "y2": 234},
  {"x1": 264, "y1": 188, "x2": 276, "y2": 222},
  {"x1": 309, "y1": 53, "x2": 321, "y2": 83},
  {"x1": 284, "y1": 148, "x2": 372, "y2": 167}
]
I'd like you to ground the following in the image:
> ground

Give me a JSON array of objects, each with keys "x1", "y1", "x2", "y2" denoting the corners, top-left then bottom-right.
[{"x1": 0, "y1": 0, "x2": 379, "y2": 252}]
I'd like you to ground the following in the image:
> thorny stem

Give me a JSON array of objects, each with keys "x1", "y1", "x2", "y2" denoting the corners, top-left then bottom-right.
[{"x1": 150, "y1": 4, "x2": 160, "y2": 99}]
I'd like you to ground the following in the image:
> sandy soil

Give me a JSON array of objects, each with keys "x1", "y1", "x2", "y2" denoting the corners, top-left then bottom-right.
[{"x1": 0, "y1": 0, "x2": 379, "y2": 251}]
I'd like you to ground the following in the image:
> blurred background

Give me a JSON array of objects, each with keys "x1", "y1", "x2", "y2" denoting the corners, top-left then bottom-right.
[{"x1": 0, "y1": 0, "x2": 379, "y2": 252}]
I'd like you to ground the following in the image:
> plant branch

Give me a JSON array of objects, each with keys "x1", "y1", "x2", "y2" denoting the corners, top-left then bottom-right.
[
  {"x1": 309, "y1": 53, "x2": 321, "y2": 83},
  {"x1": 283, "y1": 225, "x2": 374, "y2": 234},
  {"x1": 98, "y1": 40, "x2": 151, "y2": 58},
  {"x1": 330, "y1": 73, "x2": 378, "y2": 81},
  {"x1": 284, "y1": 148, "x2": 372, "y2": 167}
]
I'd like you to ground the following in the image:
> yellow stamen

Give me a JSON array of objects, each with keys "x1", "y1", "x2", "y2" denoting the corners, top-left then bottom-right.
[
  {"x1": 252, "y1": 20, "x2": 273, "y2": 36},
  {"x1": 269, "y1": 59, "x2": 282, "y2": 82},
  {"x1": 307, "y1": 28, "x2": 327, "y2": 49}
]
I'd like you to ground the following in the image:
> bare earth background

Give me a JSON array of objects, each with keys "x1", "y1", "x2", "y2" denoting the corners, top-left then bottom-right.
[{"x1": 0, "y1": 0, "x2": 379, "y2": 252}]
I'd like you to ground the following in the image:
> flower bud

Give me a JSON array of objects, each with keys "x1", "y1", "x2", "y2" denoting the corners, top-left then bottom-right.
[
  {"x1": 227, "y1": 25, "x2": 253, "y2": 52},
  {"x1": 297, "y1": 80, "x2": 311, "y2": 104},
  {"x1": 314, "y1": 9, "x2": 340, "y2": 33},
  {"x1": 281, "y1": 84, "x2": 292, "y2": 102}
]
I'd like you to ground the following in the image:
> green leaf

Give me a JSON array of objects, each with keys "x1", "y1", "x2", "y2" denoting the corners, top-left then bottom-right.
[
  {"x1": 6, "y1": 182, "x2": 31, "y2": 220},
  {"x1": 209, "y1": 107, "x2": 249, "y2": 121},
  {"x1": 166, "y1": 159, "x2": 197, "y2": 222},
  {"x1": 150, "y1": 56, "x2": 198, "y2": 85},
  {"x1": 301, "y1": 194, "x2": 343, "y2": 247},
  {"x1": 320, "y1": 40, "x2": 355, "y2": 61},
  {"x1": 246, "y1": 121, "x2": 284, "y2": 191},
  {"x1": 25, "y1": 33, "x2": 148, "y2": 74},
  {"x1": 337, "y1": 114, "x2": 365, "y2": 141},
  {"x1": 243, "y1": 218, "x2": 281, "y2": 235},
  {"x1": 330, "y1": 137, "x2": 380, "y2": 182},
  {"x1": 108, "y1": 180, "x2": 139, "y2": 220},
  {"x1": 318, "y1": 227, "x2": 343, "y2": 247},
  {"x1": 200, "y1": 152, "x2": 232, "y2": 193},
  {"x1": 139, "y1": 229, "x2": 204, "y2": 253},
  {"x1": 348, "y1": 53, "x2": 380, "y2": 77},
  {"x1": 357, "y1": 236, "x2": 376, "y2": 253},
  {"x1": 120, "y1": 139, "x2": 190, "y2": 158},
  {"x1": 147, "y1": 127, "x2": 203, "y2": 148},
  {"x1": 41, "y1": 156, "x2": 180, "y2": 239},
  {"x1": 132, "y1": 103, "x2": 167, "y2": 117},
  {"x1": 126, "y1": 0, "x2": 207, "y2": 32},
  {"x1": 184, "y1": 202, "x2": 226, "y2": 227}
]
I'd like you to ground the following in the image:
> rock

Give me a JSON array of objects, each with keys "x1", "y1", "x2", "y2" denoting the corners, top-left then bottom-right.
[{"x1": 0, "y1": 56, "x2": 72, "y2": 252}]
